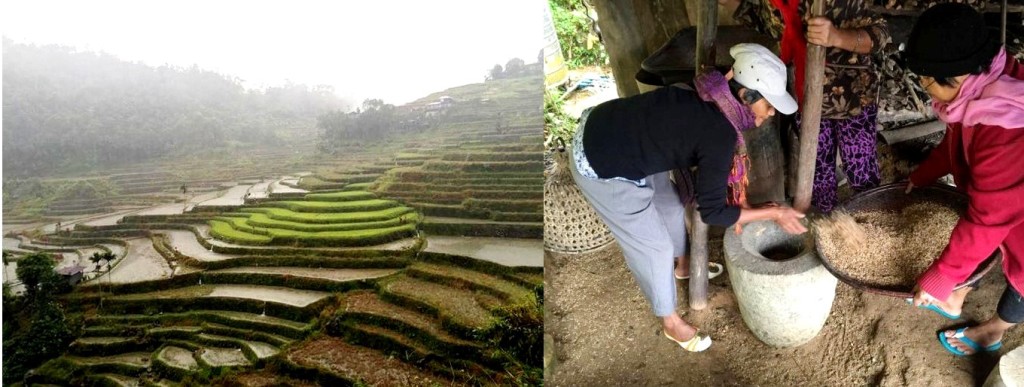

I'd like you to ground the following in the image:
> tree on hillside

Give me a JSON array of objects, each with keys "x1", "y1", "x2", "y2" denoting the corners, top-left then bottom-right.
[
  {"x1": 315, "y1": 98, "x2": 401, "y2": 149},
  {"x1": 505, "y1": 58, "x2": 526, "y2": 75},
  {"x1": 15, "y1": 253, "x2": 57, "y2": 299},
  {"x1": 485, "y1": 58, "x2": 534, "y2": 81},
  {"x1": 488, "y1": 64, "x2": 505, "y2": 81}
]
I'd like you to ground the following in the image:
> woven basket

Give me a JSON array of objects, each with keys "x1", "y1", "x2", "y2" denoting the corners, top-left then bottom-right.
[{"x1": 543, "y1": 140, "x2": 615, "y2": 254}]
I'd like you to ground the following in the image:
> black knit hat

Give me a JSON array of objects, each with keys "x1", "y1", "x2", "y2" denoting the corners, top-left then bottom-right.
[{"x1": 905, "y1": 3, "x2": 1001, "y2": 78}]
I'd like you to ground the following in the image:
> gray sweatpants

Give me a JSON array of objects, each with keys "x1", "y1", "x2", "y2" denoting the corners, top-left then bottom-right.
[{"x1": 569, "y1": 148, "x2": 687, "y2": 317}]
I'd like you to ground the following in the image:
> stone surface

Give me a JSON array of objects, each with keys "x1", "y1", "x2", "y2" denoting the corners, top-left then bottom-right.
[
  {"x1": 724, "y1": 220, "x2": 837, "y2": 347},
  {"x1": 986, "y1": 345, "x2": 1024, "y2": 387}
]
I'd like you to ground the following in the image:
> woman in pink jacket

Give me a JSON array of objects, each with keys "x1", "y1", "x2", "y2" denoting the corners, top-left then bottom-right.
[{"x1": 904, "y1": 3, "x2": 1024, "y2": 356}]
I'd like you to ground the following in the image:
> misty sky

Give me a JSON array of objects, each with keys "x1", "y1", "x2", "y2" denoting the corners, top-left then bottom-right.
[{"x1": 2, "y1": 0, "x2": 544, "y2": 106}]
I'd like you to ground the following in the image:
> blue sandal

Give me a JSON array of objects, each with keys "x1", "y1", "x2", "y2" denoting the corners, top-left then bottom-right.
[
  {"x1": 905, "y1": 298, "x2": 961, "y2": 320},
  {"x1": 937, "y1": 327, "x2": 1002, "y2": 356}
]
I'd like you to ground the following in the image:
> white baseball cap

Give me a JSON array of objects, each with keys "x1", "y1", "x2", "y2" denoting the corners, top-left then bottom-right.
[{"x1": 729, "y1": 43, "x2": 798, "y2": 115}]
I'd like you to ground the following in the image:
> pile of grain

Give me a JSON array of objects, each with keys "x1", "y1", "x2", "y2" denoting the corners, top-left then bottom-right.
[{"x1": 815, "y1": 202, "x2": 959, "y2": 286}]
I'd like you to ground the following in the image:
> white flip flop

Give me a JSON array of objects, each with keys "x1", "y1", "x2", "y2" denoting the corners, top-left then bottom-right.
[
  {"x1": 664, "y1": 330, "x2": 713, "y2": 352},
  {"x1": 675, "y1": 262, "x2": 725, "y2": 280}
]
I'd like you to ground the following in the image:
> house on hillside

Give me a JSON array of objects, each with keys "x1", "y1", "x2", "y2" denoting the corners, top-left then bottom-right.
[
  {"x1": 56, "y1": 264, "x2": 86, "y2": 286},
  {"x1": 424, "y1": 96, "x2": 456, "y2": 118}
]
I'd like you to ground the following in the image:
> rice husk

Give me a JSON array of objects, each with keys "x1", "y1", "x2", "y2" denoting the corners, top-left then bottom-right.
[{"x1": 815, "y1": 202, "x2": 959, "y2": 287}]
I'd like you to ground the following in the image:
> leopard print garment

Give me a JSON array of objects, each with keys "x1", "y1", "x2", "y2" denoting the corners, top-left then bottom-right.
[{"x1": 733, "y1": 0, "x2": 892, "y2": 119}]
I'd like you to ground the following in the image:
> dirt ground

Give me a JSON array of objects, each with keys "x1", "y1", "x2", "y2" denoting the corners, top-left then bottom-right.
[{"x1": 545, "y1": 240, "x2": 1024, "y2": 386}]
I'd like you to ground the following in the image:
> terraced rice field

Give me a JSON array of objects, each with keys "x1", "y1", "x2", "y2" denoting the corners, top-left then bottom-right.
[
  {"x1": 17, "y1": 75, "x2": 543, "y2": 386},
  {"x1": 207, "y1": 191, "x2": 419, "y2": 247}
]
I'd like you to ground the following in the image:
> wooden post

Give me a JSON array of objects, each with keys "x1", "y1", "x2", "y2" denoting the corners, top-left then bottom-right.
[
  {"x1": 793, "y1": 0, "x2": 827, "y2": 213},
  {"x1": 743, "y1": 118, "x2": 787, "y2": 203},
  {"x1": 688, "y1": 0, "x2": 718, "y2": 311},
  {"x1": 590, "y1": 0, "x2": 692, "y2": 97},
  {"x1": 1002, "y1": 0, "x2": 1008, "y2": 45}
]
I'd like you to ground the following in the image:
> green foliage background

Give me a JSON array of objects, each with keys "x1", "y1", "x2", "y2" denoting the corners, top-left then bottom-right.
[{"x1": 549, "y1": 0, "x2": 606, "y2": 69}]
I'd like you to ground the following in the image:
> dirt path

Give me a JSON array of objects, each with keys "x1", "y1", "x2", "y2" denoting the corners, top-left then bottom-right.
[
  {"x1": 425, "y1": 236, "x2": 542, "y2": 267},
  {"x1": 546, "y1": 245, "x2": 1024, "y2": 386}
]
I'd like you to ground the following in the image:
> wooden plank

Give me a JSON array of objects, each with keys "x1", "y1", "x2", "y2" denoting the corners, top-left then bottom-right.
[
  {"x1": 794, "y1": 0, "x2": 828, "y2": 213},
  {"x1": 879, "y1": 120, "x2": 946, "y2": 145}
]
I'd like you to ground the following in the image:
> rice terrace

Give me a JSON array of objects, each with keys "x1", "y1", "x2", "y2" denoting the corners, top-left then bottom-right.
[{"x1": 2, "y1": 39, "x2": 544, "y2": 385}]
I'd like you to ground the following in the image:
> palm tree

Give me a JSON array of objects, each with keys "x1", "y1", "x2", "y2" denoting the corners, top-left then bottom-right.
[
  {"x1": 89, "y1": 252, "x2": 103, "y2": 270},
  {"x1": 103, "y1": 251, "x2": 116, "y2": 270}
]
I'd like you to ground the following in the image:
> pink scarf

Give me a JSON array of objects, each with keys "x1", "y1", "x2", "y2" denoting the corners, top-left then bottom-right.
[
  {"x1": 693, "y1": 70, "x2": 756, "y2": 208},
  {"x1": 933, "y1": 47, "x2": 1024, "y2": 129}
]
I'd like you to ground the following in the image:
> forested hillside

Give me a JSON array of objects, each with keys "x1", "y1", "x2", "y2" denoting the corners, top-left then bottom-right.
[{"x1": 2, "y1": 39, "x2": 350, "y2": 178}]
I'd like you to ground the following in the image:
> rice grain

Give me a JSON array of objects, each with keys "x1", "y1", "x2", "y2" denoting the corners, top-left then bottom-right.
[{"x1": 815, "y1": 202, "x2": 959, "y2": 286}]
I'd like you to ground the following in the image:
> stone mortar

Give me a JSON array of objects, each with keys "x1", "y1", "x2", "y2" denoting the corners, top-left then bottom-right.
[{"x1": 724, "y1": 220, "x2": 837, "y2": 348}]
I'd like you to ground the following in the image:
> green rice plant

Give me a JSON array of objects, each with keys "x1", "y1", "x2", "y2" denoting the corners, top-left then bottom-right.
[
  {"x1": 303, "y1": 191, "x2": 377, "y2": 202},
  {"x1": 256, "y1": 223, "x2": 417, "y2": 247},
  {"x1": 260, "y1": 199, "x2": 398, "y2": 213},
  {"x1": 297, "y1": 176, "x2": 329, "y2": 190},
  {"x1": 214, "y1": 216, "x2": 269, "y2": 236},
  {"x1": 245, "y1": 212, "x2": 419, "y2": 232},
  {"x1": 342, "y1": 182, "x2": 373, "y2": 191},
  {"x1": 246, "y1": 206, "x2": 415, "y2": 224},
  {"x1": 209, "y1": 220, "x2": 272, "y2": 245}
]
